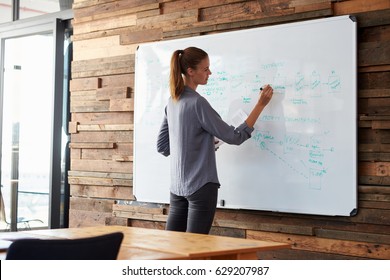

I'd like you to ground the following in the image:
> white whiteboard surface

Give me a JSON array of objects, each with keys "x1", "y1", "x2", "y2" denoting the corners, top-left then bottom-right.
[{"x1": 134, "y1": 16, "x2": 357, "y2": 216}]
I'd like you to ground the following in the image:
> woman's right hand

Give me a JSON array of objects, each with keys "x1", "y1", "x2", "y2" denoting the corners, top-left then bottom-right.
[
  {"x1": 245, "y1": 84, "x2": 274, "y2": 128},
  {"x1": 258, "y1": 84, "x2": 273, "y2": 107}
]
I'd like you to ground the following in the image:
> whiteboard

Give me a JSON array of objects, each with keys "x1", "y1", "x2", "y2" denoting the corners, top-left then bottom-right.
[{"x1": 133, "y1": 16, "x2": 357, "y2": 216}]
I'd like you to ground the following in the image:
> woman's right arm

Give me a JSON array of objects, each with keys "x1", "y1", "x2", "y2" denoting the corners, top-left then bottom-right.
[{"x1": 245, "y1": 84, "x2": 273, "y2": 128}]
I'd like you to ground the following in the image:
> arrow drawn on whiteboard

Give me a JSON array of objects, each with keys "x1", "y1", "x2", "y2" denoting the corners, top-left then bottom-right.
[{"x1": 263, "y1": 145, "x2": 309, "y2": 180}]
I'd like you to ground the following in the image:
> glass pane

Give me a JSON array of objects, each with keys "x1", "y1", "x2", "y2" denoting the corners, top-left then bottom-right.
[
  {"x1": 0, "y1": 0, "x2": 13, "y2": 23},
  {"x1": 1, "y1": 33, "x2": 53, "y2": 230},
  {"x1": 19, "y1": 0, "x2": 73, "y2": 20}
]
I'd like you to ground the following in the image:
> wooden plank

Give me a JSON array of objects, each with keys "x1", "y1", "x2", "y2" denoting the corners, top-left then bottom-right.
[
  {"x1": 247, "y1": 230, "x2": 390, "y2": 259},
  {"x1": 112, "y1": 210, "x2": 167, "y2": 222},
  {"x1": 353, "y1": 9, "x2": 390, "y2": 28},
  {"x1": 77, "y1": 124, "x2": 134, "y2": 131},
  {"x1": 359, "y1": 98, "x2": 390, "y2": 115},
  {"x1": 333, "y1": 0, "x2": 390, "y2": 15},
  {"x1": 71, "y1": 112, "x2": 133, "y2": 125},
  {"x1": 71, "y1": 131, "x2": 133, "y2": 143},
  {"x1": 359, "y1": 175, "x2": 390, "y2": 185},
  {"x1": 70, "y1": 184, "x2": 134, "y2": 200},
  {"x1": 69, "y1": 121, "x2": 79, "y2": 134},
  {"x1": 69, "y1": 176, "x2": 132, "y2": 187},
  {"x1": 72, "y1": 55, "x2": 135, "y2": 77},
  {"x1": 79, "y1": 143, "x2": 133, "y2": 161},
  {"x1": 71, "y1": 90, "x2": 97, "y2": 102},
  {"x1": 71, "y1": 148, "x2": 82, "y2": 160},
  {"x1": 71, "y1": 100, "x2": 110, "y2": 112},
  {"x1": 70, "y1": 77, "x2": 102, "y2": 91},
  {"x1": 73, "y1": 8, "x2": 198, "y2": 41},
  {"x1": 136, "y1": 6, "x2": 161, "y2": 19},
  {"x1": 69, "y1": 176, "x2": 115, "y2": 187},
  {"x1": 69, "y1": 209, "x2": 112, "y2": 227},
  {"x1": 105, "y1": 216, "x2": 128, "y2": 226},
  {"x1": 359, "y1": 42, "x2": 390, "y2": 67},
  {"x1": 163, "y1": 8, "x2": 332, "y2": 38},
  {"x1": 74, "y1": 2, "x2": 159, "y2": 23},
  {"x1": 73, "y1": 13, "x2": 137, "y2": 35},
  {"x1": 359, "y1": 152, "x2": 390, "y2": 162},
  {"x1": 358, "y1": 71, "x2": 390, "y2": 90},
  {"x1": 72, "y1": 67, "x2": 134, "y2": 79},
  {"x1": 128, "y1": 220, "x2": 165, "y2": 230},
  {"x1": 359, "y1": 143, "x2": 390, "y2": 152},
  {"x1": 258, "y1": 248, "x2": 367, "y2": 260},
  {"x1": 69, "y1": 142, "x2": 115, "y2": 149},
  {"x1": 209, "y1": 226, "x2": 246, "y2": 239},
  {"x1": 358, "y1": 128, "x2": 390, "y2": 145},
  {"x1": 348, "y1": 208, "x2": 390, "y2": 225},
  {"x1": 360, "y1": 24, "x2": 390, "y2": 43},
  {"x1": 360, "y1": 200, "x2": 390, "y2": 210},
  {"x1": 199, "y1": 0, "x2": 296, "y2": 22},
  {"x1": 358, "y1": 185, "x2": 390, "y2": 194},
  {"x1": 138, "y1": 9, "x2": 200, "y2": 29},
  {"x1": 360, "y1": 193, "x2": 390, "y2": 203},
  {"x1": 73, "y1": 0, "x2": 114, "y2": 9},
  {"x1": 216, "y1": 208, "x2": 390, "y2": 233},
  {"x1": 372, "y1": 121, "x2": 390, "y2": 129},
  {"x1": 71, "y1": 158, "x2": 132, "y2": 173},
  {"x1": 96, "y1": 86, "x2": 131, "y2": 100},
  {"x1": 113, "y1": 178, "x2": 133, "y2": 186},
  {"x1": 68, "y1": 170, "x2": 133, "y2": 180},
  {"x1": 113, "y1": 204, "x2": 166, "y2": 215},
  {"x1": 359, "y1": 89, "x2": 390, "y2": 98},
  {"x1": 359, "y1": 162, "x2": 390, "y2": 176},
  {"x1": 293, "y1": 1, "x2": 332, "y2": 13},
  {"x1": 101, "y1": 74, "x2": 134, "y2": 88},
  {"x1": 70, "y1": 197, "x2": 115, "y2": 212},
  {"x1": 110, "y1": 98, "x2": 134, "y2": 111},
  {"x1": 214, "y1": 210, "x2": 315, "y2": 236},
  {"x1": 359, "y1": 120, "x2": 372, "y2": 128},
  {"x1": 121, "y1": 28, "x2": 163, "y2": 45},
  {"x1": 315, "y1": 228, "x2": 390, "y2": 245},
  {"x1": 359, "y1": 64, "x2": 390, "y2": 73},
  {"x1": 161, "y1": 0, "x2": 248, "y2": 14},
  {"x1": 360, "y1": 115, "x2": 390, "y2": 121},
  {"x1": 112, "y1": 155, "x2": 134, "y2": 162},
  {"x1": 73, "y1": 35, "x2": 138, "y2": 61}
]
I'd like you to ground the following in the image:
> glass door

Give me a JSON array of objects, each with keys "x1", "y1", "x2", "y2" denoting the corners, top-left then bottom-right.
[{"x1": 0, "y1": 33, "x2": 54, "y2": 231}]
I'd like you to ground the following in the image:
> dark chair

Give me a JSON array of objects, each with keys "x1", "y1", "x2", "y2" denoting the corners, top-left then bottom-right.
[{"x1": 5, "y1": 232, "x2": 124, "y2": 260}]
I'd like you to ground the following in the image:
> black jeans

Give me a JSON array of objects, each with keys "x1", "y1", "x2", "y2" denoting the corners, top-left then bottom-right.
[{"x1": 166, "y1": 182, "x2": 219, "y2": 234}]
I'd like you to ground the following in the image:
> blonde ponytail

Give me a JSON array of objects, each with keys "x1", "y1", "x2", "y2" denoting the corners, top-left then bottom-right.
[
  {"x1": 169, "y1": 47, "x2": 208, "y2": 101},
  {"x1": 169, "y1": 50, "x2": 185, "y2": 101}
]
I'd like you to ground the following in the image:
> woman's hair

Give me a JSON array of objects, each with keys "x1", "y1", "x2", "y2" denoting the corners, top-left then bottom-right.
[{"x1": 169, "y1": 47, "x2": 208, "y2": 101}]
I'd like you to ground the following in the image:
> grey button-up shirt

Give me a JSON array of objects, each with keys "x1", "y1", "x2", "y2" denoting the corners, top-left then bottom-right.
[{"x1": 157, "y1": 86, "x2": 254, "y2": 196}]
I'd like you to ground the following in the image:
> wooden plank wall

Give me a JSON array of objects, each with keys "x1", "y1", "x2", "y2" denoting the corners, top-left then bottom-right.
[{"x1": 69, "y1": 0, "x2": 390, "y2": 259}]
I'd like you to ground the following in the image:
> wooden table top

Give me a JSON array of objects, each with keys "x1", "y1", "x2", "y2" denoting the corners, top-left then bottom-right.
[{"x1": 0, "y1": 225, "x2": 289, "y2": 260}]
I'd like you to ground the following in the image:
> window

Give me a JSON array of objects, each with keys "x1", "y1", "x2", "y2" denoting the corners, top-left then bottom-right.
[
  {"x1": 0, "y1": 0, "x2": 13, "y2": 23},
  {"x1": 0, "y1": 12, "x2": 73, "y2": 231},
  {"x1": 0, "y1": 0, "x2": 72, "y2": 23}
]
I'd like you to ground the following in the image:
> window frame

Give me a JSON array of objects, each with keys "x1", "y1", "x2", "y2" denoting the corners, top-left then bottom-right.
[{"x1": 0, "y1": 9, "x2": 73, "y2": 230}]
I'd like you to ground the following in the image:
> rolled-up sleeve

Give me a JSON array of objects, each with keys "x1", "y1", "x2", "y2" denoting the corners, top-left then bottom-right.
[{"x1": 157, "y1": 107, "x2": 170, "y2": 156}]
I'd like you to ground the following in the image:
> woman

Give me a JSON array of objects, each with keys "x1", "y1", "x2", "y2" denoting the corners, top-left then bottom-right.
[{"x1": 157, "y1": 47, "x2": 273, "y2": 234}]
